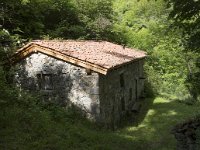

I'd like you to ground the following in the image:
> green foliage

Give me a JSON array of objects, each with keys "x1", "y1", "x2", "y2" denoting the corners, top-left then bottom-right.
[
  {"x1": 1, "y1": 0, "x2": 115, "y2": 40},
  {"x1": 73, "y1": 0, "x2": 114, "y2": 40},
  {"x1": 42, "y1": 0, "x2": 81, "y2": 39},
  {"x1": 1, "y1": 0, "x2": 46, "y2": 38},
  {"x1": 0, "y1": 29, "x2": 12, "y2": 62},
  {"x1": 1, "y1": 87, "x2": 200, "y2": 149},
  {"x1": 167, "y1": 0, "x2": 200, "y2": 101},
  {"x1": 112, "y1": 0, "x2": 193, "y2": 99},
  {"x1": 1, "y1": 0, "x2": 198, "y2": 100},
  {"x1": 1, "y1": 0, "x2": 199, "y2": 100},
  {"x1": 0, "y1": 68, "x2": 89, "y2": 149},
  {"x1": 1, "y1": 1, "x2": 200, "y2": 148}
]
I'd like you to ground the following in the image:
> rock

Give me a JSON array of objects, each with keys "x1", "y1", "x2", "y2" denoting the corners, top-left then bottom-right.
[{"x1": 172, "y1": 117, "x2": 200, "y2": 150}]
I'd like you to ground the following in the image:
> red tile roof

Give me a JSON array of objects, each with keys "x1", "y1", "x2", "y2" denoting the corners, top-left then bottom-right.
[{"x1": 15, "y1": 40, "x2": 147, "y2": 74}]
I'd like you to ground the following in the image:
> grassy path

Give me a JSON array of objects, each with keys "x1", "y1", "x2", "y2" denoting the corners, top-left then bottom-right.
[
  {"x1": 2, "y1": 97, "x2": 200, "y2": 150},
  {"x1": 73, "y1": 97, "x2": 200, "y2": 150}
]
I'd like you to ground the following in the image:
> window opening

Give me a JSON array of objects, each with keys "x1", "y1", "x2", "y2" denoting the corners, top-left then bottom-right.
[
  {"x1": 37, "y1": 74, "x2": 53, "y2": 90},
  {"x1": 129, "y1": 88, "x2": 132, "y2": 101},
  {"x1": 120, "y1": 73, "x2": 124, "y2": 88},
  {"x1": 86, "y1": 69, "x2": 92, "y2": 75},
  {"x1": 121, "y1": 97, "x2": 125, "y2": 111},
  {"x1": 135, "y1": 79, "x2": 138, "y2": 100}
]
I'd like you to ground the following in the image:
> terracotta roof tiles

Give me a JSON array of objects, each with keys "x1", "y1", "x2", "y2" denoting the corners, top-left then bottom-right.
[{"x1": 14, "y1": 40, "x2": 147, "y2": 74}]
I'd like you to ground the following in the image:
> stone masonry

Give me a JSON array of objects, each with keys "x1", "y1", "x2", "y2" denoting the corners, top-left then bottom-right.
[
  {"x1": 14, "y1": 49, "x2": 145, "y2": 126},
  {"x1": 99, "y1": 59, "x2": 145, "y2": 127},
  {"x1": 14, "y1": 52, "x2": 100, "y2": 120}
]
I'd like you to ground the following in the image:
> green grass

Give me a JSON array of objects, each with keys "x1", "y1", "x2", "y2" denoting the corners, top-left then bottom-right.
[
  {"x1": 1, "y1": 97, "x2": 200, "y2": 150},
  {"x1": 72, "y1": 97, "x2": 200, "y2": 150},
  {"x1": 113, "y1": 97, "x2": 200, "y2": 150}
]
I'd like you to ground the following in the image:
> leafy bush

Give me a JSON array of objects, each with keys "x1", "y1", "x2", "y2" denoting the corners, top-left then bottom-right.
[
  {"x1": 0, "y1": 66, "x2": 91, "y2": 149},
  {"x1": 112, "y1": 0, "x2": 197, "y2": 100}
]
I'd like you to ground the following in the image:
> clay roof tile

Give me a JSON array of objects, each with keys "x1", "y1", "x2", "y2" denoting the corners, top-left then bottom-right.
[{"x1": 15, "y1": 40, "x2": 147, "y2": 73}]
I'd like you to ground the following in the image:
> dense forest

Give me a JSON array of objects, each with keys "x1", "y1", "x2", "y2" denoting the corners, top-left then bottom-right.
[{"x1": 0, "y1": 0, "x2": 200, "y2": 149}]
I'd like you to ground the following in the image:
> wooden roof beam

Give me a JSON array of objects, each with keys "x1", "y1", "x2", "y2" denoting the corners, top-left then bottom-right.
[{"x1": 10, "y1": 44, "x2": 108, "y2": 75}]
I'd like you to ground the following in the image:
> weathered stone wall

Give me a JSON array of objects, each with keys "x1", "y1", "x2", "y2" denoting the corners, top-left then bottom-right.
[
  {"x1": 172, "y1": 118, "x2": 200, "y2": 150},
  {"x1": 14, "y1": 52, "x2": 145, "y2": 125},
  {"x1": 99, "y1": 59, "x2": 145, "y2": 128},
  {"x1": 14, "y1": 52, "x2": 100, "y2": 120}
]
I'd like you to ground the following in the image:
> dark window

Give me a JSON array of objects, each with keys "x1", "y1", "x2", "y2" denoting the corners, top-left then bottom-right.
[
  {"x1": 86, "y1": 69, "x2": 92, "y2": 75},
  {"x1": 138, "y1": 61, "x2": 140, "y2": 73},
  {"x1": 120, "y1": 73, "x2": 124, "y2": 88},
  {"x1": 37, "y1": 74, "x2": 53, "y2": 90},
  {"x1": 129, "y1": 88, "x2": 132, "y2": 101},
  {"x1": 121, "y1": 97, "x2": 125, "y2": 111},
  {"x1": 135, "y1": 79, "x2": 138, "y2": 100}
]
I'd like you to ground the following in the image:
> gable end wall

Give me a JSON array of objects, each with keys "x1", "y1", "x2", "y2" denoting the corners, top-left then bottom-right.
[
  {"x1": 99, "y1": 59, "x2": 145, "y2": 128},
  {"x1": 14, "y1": 52, "x2": 100, "y2": 121}
]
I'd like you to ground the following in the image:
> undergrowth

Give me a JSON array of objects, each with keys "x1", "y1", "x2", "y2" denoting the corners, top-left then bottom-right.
[{"x1": 1, "y1": 87, "x2": 200, "y2": 150}]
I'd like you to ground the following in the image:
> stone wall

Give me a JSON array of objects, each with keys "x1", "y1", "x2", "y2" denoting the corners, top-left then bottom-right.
[
  {"x1": 99, "y1": 59, "x2": 145, "y2": 128},
  {"x1": 14, "y1": 52, "x2": 145, "y2": 126},
  {"x1": 14, "y1": 52, "x2": 100, "y2": 120},
  {"x1": 172, "y1": 117, "x2": 200, "y2": 150}
]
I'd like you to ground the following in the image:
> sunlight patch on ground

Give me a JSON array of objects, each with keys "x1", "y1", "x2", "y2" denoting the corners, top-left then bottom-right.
[
  {"x1": 113, "y1": 97, "x2": 200, "y2": 149},
  {"x1": 168, "y1": 110, "x2": 177, "y2": 115},
  {"x1": 67, "y1": 96, "x2": 200, "y2": 150},
  {"x1": 153, "y1": 97, "x2": 171, "y2": 104},
  {"x1": 116, "y1": 133, "x2": 138, "y2": 140}
]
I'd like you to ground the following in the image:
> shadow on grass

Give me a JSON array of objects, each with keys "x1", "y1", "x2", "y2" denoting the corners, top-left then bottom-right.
[
  {"x1": 117, "y1": 96, "x2": 155, "y2": 129},
  {"x1": 68, "y1": 96, "x2": 200, "y2": 150},
  {"x1": 64, "y1": 97, "x2": 196, "y2": 150},
  {"x1": 111, "y1": 97, "x2": 200, "y2": 150},
  {"x1": 2, "y1": 95, "x2": 200, "y2": 150}
]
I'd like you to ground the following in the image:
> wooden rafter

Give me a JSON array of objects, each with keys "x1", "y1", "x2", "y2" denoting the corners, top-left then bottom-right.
[{"x1": 10, "y1": 44, "x2": 108, "y2": 75}]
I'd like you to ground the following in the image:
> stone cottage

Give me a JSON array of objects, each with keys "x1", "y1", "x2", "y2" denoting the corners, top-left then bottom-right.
[{"x1": 10, "y1": 40, "x2": 146, "y2": 126}]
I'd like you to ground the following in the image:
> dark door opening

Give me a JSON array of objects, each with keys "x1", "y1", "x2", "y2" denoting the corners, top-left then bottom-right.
[{"x1": 135, "y1": 79, "x2": 138, "y2": 101}]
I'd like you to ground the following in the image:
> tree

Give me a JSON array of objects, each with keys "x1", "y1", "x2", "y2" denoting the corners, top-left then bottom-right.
[
  {"x1": 168, "y1": 0, "x2": 200, "y2": 100},
  {"x1": 73, "y1": 0, "x2": 114, "y2": 40},
  {"x1": 1, "y1": 0, "x2": 47, "y2": 38},
  {"x1": 112, "y1": 0, "x2": 190, "y2": 97}
]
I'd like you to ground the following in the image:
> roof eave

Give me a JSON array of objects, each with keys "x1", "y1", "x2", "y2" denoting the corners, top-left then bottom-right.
[
  {"x1": 107, "y1": 56, "x2": 146, "y2": 72},
  {"x1": 10, "y1": 44, "x2": 108, "y2": 75}
]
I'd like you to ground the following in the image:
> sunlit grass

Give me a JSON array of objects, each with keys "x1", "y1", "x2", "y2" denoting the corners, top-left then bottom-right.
[
  {"x1": 76, "y1": 97, "x2": 200, "y2": 150},
  {"x1": 55, "y1": 97, "x2": 200, "y2": 150},
  {"x1": 2, "y1": 97, "x2": 200, "y2": 149},
  {"x1": 109, "y1": 97, "x2": 200, "y2": 150},
  {"x1": 46, "y1": 97, "x2": 199, "y2": 150}
]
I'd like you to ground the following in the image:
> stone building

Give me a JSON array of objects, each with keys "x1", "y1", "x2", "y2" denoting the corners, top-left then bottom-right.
[{"x1": 11, "y1": 40, "x2": 146, "y2": 127}]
